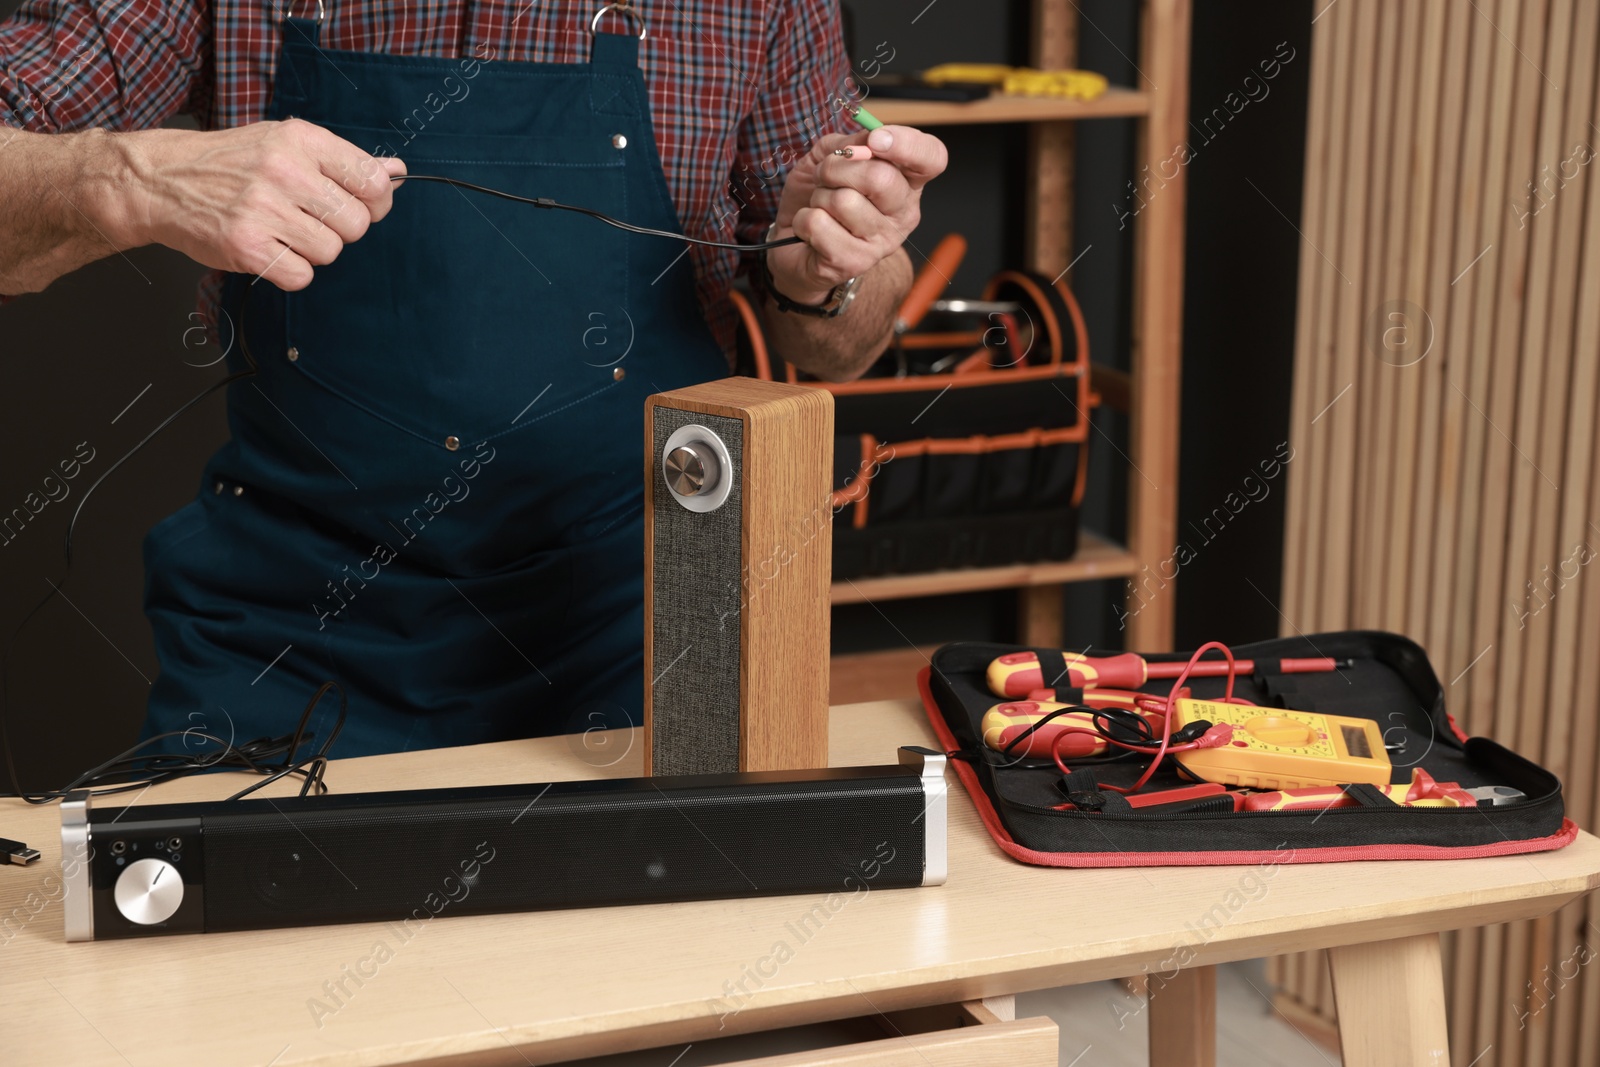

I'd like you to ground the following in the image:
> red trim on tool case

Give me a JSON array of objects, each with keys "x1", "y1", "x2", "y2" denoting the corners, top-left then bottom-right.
[{"x1": 917, "y1": 668, "x2": 1580, "y2": 868}]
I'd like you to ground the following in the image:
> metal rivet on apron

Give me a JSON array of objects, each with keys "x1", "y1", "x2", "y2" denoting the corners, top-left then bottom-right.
[
  {"x1": 445, "y1": 436, "x2": 461, "y2": 451},
  {"x1": 214, "y1": 481, "x2": 224, "y2": 494},
  {"x1": 613, "y1": 367, "x2": 626, "y2": 381},
  {"x1": 233, "y1": 485, "x2": 244, "y2": 497},
  {"x1": 611, "y1": 133, "x2": 627, "y2": 149},
  {"x1": 287, "y1": 346, "x2": 300, "y2": 362}
]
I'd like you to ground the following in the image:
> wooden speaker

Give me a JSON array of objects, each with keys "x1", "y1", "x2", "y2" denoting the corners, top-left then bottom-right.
[{"x1": 643, "y1": 378, "x2": 833, "y2": 775}]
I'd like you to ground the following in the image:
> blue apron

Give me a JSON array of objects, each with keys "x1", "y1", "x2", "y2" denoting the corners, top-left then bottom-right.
[{"x1": 140, "y1": 12, "x2": 729, "y2": 756}]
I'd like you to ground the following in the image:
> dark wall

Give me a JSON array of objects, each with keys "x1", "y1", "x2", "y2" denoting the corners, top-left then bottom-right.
[
  {"x1": 1172, "y1": 0, "x2": 1312, "y2": 648},
  {"x1": 0, "y1": 5, "x2": 223, "y2": 794},
  {"x1": 0, "y1": 250, "x2": 221, "y2": 792}
]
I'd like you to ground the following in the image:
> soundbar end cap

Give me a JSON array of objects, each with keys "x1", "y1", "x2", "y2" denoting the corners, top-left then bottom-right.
[{"x1": 898, "y1": 747, "x2": 948, "y2": 887}]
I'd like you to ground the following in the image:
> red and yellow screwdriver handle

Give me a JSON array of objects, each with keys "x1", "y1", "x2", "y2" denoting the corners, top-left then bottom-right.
[
  {"x1": 986, "y1": 650, "x2": 1344, "y2": 698},
  {"x1": 986, "y1": 652, "x2": 1149, "y2": 697},
  {"x1": 1240, "y1": 768, "x2": 1475, "y2": 811},
  {"x1": 1024, "y1": 685, "x2": 1190, "y2": 705},
  {"x1": 981, "y1": 696, "x2": 1165, "y2": 758}
]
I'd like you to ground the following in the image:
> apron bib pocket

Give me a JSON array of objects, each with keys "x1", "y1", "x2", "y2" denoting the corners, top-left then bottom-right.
[{"x1": 284, "y1": 126, "x2": 631, "y2": 448}]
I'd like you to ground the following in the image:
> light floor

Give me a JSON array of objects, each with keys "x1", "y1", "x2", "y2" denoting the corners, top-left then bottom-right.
[
  {"x1": 1022, "y1": 960, "x2": 1341, "y2": 1067},
  {"x1": 570, "y1": 960, "x2": 1341, "y2": 1066}
]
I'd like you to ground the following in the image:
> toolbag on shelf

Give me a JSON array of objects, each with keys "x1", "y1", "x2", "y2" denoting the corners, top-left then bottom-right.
[
  {"x1": 729, "y1": 234, "x2": 1097, "y2": 580},
  {"x1": 919, "y1": 630, "x2": 1576, "y2": 866}
]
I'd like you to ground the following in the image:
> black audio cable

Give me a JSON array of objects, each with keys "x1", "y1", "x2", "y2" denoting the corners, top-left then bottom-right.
[
  {"x1": 0, "y1": 679, "x2": 347, "y2": 806},
  {"x1": 391, "y1": 174, "x2": 806, "y2": 251}
]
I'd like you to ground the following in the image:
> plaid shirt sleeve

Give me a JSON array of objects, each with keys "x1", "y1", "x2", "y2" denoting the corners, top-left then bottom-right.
[
  {"x1": 0, "y1": 0, "x2": 212, "y2": 132},
  {"x1": 729, "y1": 0, "x2": 853, "y2": 248}
]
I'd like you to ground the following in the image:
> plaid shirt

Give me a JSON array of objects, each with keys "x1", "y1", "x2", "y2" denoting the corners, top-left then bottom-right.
[{"x1": 0, "y1": 1, "x2": 854, "y2": 353}]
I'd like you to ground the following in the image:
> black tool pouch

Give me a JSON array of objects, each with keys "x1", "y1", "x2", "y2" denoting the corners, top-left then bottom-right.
[{"x1": 919, "y1": 631, "x2": 1572, "y2": 866}]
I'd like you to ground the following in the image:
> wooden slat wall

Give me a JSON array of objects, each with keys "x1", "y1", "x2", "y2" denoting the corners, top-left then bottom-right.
[{"x1": 1273, "y1": 2, "x2": 1600, "y2": 1065}]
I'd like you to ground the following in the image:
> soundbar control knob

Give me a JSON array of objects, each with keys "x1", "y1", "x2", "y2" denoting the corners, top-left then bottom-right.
[
  {"x1": 114, "y1": 858, "x2": 184, "y2": 925},
  {"x1": 665, "y1": 443, "x2": 719, "y2": 498}
]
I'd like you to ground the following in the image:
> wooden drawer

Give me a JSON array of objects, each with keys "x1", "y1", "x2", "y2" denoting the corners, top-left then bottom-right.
[{"x1": 566, "y1": 998, "x2": 1058, "y2": 1067}]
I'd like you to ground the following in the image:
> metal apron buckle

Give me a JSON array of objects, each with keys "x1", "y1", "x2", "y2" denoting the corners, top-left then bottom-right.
[{"x1": 590, "y1": 1, "x2": 648, "y2": 38}]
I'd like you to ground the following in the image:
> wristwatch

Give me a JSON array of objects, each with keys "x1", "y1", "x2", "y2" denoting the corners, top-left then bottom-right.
[{"x1": 757, "y1": 223, "x2": 863, "y2": 318}]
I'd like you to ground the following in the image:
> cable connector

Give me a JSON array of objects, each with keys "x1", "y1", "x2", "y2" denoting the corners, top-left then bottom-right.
[
  {"x1": 1168, "y1": 719, "x2": 1214, "y2": 744},
  {"x1": 0, "y1": 837, "x2": 40, "y2": 866},
  {"x1": 1194, "y1": 724, "x2": 1237, "y2": 749}
]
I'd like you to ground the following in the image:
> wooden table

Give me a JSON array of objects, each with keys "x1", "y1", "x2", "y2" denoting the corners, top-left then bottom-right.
[{"x1": 4, "y1": 699, "x2": 1597, "y2": 1067}]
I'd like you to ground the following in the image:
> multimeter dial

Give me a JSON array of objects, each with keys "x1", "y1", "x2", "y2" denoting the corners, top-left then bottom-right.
[
  {"x1": 1170, "y1": 698, "x2": 1390, "y2": 789},
  {"x1": 1242, "y1": 716, "x2": 1320, "y2": 747}
]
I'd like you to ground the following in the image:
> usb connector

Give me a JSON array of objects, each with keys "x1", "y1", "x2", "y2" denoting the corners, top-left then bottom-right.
[{"x1": 0, "y1": 837, "x2": 40, "y2": 866}]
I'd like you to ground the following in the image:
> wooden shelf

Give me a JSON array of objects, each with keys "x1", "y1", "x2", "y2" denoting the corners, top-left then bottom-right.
[
  {"x1": 830, "y1": 531, "x2": 1138, "y2": 606},
  {"x1": 868, "y1": 88, "x2": 1150, "y2": 127}
]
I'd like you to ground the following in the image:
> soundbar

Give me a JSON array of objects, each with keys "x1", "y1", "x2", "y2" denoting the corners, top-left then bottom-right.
[{"x1": 62, "y1": 748, "x2": 946, "y2": 941}]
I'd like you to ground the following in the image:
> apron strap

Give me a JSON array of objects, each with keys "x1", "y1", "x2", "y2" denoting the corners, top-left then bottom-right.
[
  {"x1": 276, "y1": 17, "x2": 328, "y2": 104},
  {"x1": 590, "y1": 1, "x2": 645, "y2": 67},
  {"x1": 590, "y1": 30, "x2": 641, "y2": 69},
  {"x1": 286, "y1": 0, "x2": 328, "y2": 45},
  {"x1": 283, "y1": 16, "x2": 323, "y2": 49}
]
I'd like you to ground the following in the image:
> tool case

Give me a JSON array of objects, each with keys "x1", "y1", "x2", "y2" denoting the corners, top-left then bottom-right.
[
  {"x1": 730, "y1": 235, "x2": 1096, "y2": 579},
  {"x1": 919, "y1": 631, "x2": 1576, "y2": 866}
]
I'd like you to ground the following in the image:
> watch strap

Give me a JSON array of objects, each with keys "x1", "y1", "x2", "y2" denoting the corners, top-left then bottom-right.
[{"x1": 757, "y1": 224, "x2": 860, "y2": 318}]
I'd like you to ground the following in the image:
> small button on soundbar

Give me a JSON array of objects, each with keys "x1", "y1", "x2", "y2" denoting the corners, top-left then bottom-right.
[{"x1": 114, "y1": 858, "x2": 184, "y2": 925}]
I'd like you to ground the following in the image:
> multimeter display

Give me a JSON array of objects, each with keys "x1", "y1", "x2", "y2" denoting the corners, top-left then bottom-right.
[
  {"x1": 1341, "y1": 724, "x2": 1373, "y2": 759},
  {"x1": 1170, "y1": 699, "x2": 1391, "y2": 790}
]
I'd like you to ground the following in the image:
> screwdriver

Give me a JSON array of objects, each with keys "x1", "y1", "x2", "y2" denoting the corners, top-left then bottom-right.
[
  {"x1": 1024, "y1": 684, "x2": 1191, "y2": 705},
  {"x1": 1052, "y1": 782, "x2": 1241, "y2": 813},
  {"x1": 986, "y1": 650, "x2": 1349, "y2": 699},
  {"x1": 981, "y1": 698, "x2": 1166, "y2": 758},
  {"x1": 1240, "y1": 768, "x2": 1525, "y2": 811}
]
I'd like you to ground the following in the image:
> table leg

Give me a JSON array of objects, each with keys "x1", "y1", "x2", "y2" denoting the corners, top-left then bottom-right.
[
  {"x1": 1328, "y1": 932, "x2": 1450, "y2": 1067},
  {"x1": 1148, "y1": 963, "x2": 1217, "y2": 1067}
]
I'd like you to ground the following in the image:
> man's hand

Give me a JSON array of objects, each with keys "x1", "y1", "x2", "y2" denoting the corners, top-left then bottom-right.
[
  {"x1": 755, "y1": 123, "x2": 946, "y2": 382},
  {"x1": 106, "y1": 119, "x2": 406, "y2": 291},
  {"x1": 766, "y1": 124, "x2": 947, "y2": 305}
]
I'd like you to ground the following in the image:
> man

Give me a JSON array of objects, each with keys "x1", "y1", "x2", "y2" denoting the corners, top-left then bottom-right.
[{"x1": 0, "y1": 1, "x2": 946, "y2": 755}]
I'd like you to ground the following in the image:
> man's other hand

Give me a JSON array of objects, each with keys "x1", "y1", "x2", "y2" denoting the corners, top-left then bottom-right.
[{"x1": 766, "y1": 124, "x2": 948, "y2": 305}]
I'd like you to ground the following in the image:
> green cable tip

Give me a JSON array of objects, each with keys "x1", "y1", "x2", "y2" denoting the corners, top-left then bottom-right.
[{"x1": 850, "y1": 104, "x2": 884, "y2": 131}]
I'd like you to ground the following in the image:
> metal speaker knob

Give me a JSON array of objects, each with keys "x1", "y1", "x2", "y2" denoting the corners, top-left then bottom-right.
[
  {"x1": 661, "y1": 424, "x2": 734, "y2": 513},
  {"x1": 665, "y1": 443, "x2": 718, "y2": 497},
  {"x1": 114, "y1": 858, "x2": 184, "y2": 925}
]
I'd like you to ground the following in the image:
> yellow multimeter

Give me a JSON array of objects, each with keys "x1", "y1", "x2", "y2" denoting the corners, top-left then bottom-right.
[{"x1": 1169, "y1": 699, "x2": 1391, "y2": 790}]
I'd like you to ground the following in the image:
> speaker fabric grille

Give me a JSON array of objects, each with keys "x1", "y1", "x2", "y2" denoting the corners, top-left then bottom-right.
[
  {"x1": 650, "y1": 408, "x2": 744, "y2": 775},
  {"x1": 193, "y1": 775, "x2": 927, "y2": 931}
]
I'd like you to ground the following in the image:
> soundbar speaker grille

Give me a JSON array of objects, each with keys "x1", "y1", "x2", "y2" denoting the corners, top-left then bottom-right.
[{"x1": 196, "y1": 777, "x2": 925, "y2": 931}]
